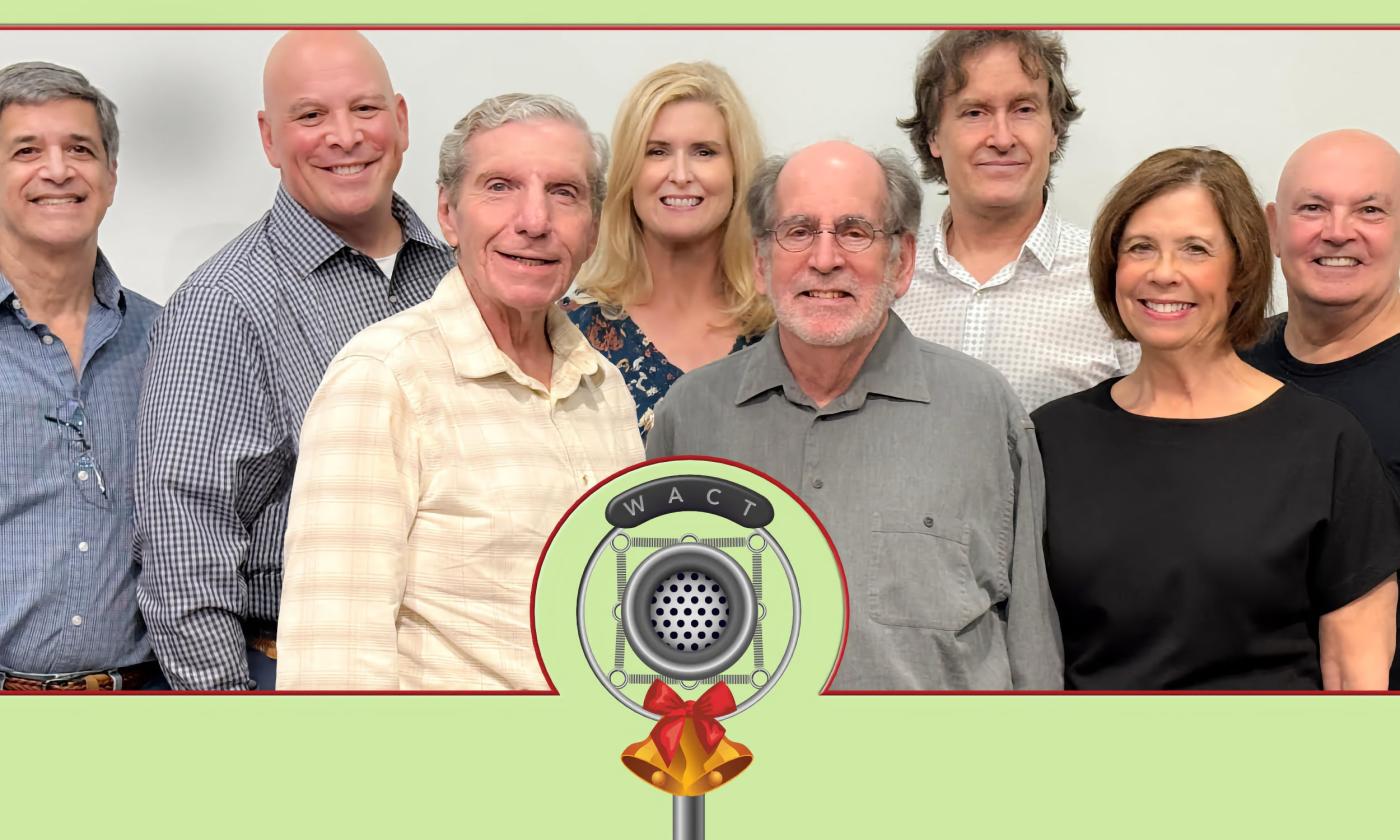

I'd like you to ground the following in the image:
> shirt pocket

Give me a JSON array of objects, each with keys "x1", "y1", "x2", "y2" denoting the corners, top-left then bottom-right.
[{"x1": 868, "y1": 510, "x2": 990, "y2": 631}]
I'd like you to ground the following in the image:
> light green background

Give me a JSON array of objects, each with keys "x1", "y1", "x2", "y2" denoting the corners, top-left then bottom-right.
[{"x1": 4, "y1": 6, "x2": 1399, "y2": 837}]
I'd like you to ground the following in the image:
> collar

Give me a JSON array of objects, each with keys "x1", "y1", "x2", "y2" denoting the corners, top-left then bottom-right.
[
  {"x1": 431, "y1": 265, "x2": 604, "y2": 400},
  {"x1": 932, "y1": 197, "x2": 1063, "y2": 274},
  {"x1": 91, "y1": 250, "x2": 124, "y2": 311},
  {"x1": 0, "y1": 248, "x2": 125, "y2": 316},
  {"x1": 734, "y1": 312, "x2": 931, "y2": 410},
  {"x1": 266, "y1": 184, "x2": 448, "y2": 280}
]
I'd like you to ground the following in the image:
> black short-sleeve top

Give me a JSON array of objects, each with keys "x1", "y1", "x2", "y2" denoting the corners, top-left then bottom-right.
[{"x1": 1032, "y1": 378, "x2": 1400, "y2": 690}]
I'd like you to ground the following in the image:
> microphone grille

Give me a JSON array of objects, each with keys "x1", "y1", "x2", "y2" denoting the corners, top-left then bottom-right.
[{"x1": 651, "y1": 570, "x2": 730, "y2": 653}]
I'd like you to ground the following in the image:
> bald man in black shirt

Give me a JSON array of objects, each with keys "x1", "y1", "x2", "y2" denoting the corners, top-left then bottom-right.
[{"x1": 1243, "y1": 129, "x2": 1400, "y2": 688}]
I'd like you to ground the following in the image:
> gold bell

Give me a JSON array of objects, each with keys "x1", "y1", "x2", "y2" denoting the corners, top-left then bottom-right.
[{"x1": 621, "y1": 717, "x2": 752, "y2": 796}]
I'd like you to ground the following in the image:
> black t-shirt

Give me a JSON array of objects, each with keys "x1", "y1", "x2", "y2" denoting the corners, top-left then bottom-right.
[
  {"x1": 1033, "y1": 379, "x2": 1400, "y2": 690},
  {"x1": 1243, "y1": 314, "x2": 1400, "y2": 688},
  {"x1": 1243, "y1": 314, "x2": 1400, "y2": 491}
]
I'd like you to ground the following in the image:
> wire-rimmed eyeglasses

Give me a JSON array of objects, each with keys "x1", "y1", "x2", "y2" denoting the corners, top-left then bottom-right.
[
  {"x1": 765, "y1": 216, "x2": 890, "y2": 253},
  {"x1": 44, "y1": 399, "x2": 108, "y2": 498}
]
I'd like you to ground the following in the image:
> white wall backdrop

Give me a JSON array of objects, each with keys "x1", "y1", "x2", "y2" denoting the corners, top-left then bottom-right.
[{"x1": 2, "y1": 28, "x2": 1396, "y2": 306}]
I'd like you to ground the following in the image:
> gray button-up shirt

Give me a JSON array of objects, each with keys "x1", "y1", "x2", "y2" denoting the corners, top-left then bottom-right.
[{"x1": 647, "y1": 314, "x2": 1062, "y2": 690}]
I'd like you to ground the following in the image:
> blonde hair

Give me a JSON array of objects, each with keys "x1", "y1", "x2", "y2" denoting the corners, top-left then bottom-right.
[{"x1": 575, "y1": 61, "x2": 773, "y2": 336}]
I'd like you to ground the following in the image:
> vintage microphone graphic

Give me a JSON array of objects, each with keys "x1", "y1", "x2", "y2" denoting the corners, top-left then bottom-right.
[{"x1": 578, "y1": 474, "x2": 801, "y2": 840}]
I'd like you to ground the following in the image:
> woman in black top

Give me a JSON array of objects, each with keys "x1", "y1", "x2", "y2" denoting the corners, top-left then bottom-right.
[{"x1": 1033, "y1": 148, "x2": 1400, "y2": 690}]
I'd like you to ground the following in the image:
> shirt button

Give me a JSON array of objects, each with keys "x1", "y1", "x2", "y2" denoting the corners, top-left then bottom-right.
[
  {"x1": 811, "y1": 478, "x2": 824, "y2": 489},
  {"x1": 41, "y1": 335, "x2": 55, "y2": 345},
  {"x1": 78, "y1": 541, "x2": 90, "y2": 553},
  {"x1": 923, "y1": 516, "x2": 934, "y2": 528},
  {"x1": 78, "y1": 470, "x2": 90, "y2": 481},
  {"x1": 71, "y1": 615, "x2": 83, "y2": 626},
  {"x1": 9, "y1": 298, "x2": 20, "y2": 309},
  {"x1": 388, "y1": 295, "x2": 399, "y2": 304}
]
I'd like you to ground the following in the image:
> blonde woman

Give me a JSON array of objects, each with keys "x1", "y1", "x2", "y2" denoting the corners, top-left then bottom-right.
[{"x1": 564, "y1": 62, "x2": 772, "y2": 438}]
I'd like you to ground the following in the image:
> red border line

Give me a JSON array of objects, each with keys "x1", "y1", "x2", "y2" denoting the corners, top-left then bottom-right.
[
  {"x1": 5, "y1": 23, "x2": 1397, "y2": 696},
  {"x1": 2, "y1": 25, "x2": 1400, "y2": 31}
]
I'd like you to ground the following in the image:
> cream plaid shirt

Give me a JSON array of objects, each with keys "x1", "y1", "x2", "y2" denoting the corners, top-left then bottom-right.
[{"x1": 276, "y1": 267, "x2": 644, "y2": 690}]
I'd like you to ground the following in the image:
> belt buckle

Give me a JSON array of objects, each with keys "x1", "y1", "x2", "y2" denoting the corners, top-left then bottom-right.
[
  {"x1": 33, "y1": 670, "x2": 105, "y2": 690},
  {"x1": 1, "y1": 668, "x2": 115, "y2": 690},
  {"x1": 42, "y1": 671, "x2": 87, "y2": 690}
]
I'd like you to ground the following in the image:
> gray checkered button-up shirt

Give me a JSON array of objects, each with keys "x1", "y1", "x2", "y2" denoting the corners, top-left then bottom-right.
[{"x1": 135, "y1": 187, "x2": 456, "y2": 690}]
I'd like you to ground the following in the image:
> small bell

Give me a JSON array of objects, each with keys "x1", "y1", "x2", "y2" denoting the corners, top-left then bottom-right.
[{"x1": 621, "y1": 717, "x2": 752, "y2": 796}]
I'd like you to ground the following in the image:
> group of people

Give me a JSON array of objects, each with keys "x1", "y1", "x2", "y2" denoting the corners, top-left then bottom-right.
[{"x1": 3, "y1": 28, "x2": 1398, "y2": 693}]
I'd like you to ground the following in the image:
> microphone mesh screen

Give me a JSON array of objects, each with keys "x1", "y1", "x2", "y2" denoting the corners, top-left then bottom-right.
[{"x1": 651, "y1": 570, "x2": 730, "y2": 652}]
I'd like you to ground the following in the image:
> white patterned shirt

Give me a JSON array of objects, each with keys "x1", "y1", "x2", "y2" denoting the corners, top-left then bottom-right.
[
  {"x1": 276, "y1": 267, "x2": 644, "y2": 691},
  {"x1": 894, "y1": 203, "x2": 1138, "y2": 411}
]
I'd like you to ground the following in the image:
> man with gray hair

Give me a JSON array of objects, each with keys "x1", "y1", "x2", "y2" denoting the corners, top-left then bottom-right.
[
  {"x1": 0, "y1": 62, "x2": 167, "y2": 690},
  {"x1": 134, "y1": 30, "x2": 455, "y2": 690},
  {"x1": 275, "y1": 93, "x2": 643, "y2": 690},
  {"x1": 894, "y1": 30, "x2": 1137, "y2": 411},
  {"x1": 647, "y1": 141, "x2": 1061, "y2": 690}
]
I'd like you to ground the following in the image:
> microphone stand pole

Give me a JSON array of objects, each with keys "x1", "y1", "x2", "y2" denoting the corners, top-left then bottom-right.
[{"x1": 673, "y1": 795, "x2": 703, "y2": 840}]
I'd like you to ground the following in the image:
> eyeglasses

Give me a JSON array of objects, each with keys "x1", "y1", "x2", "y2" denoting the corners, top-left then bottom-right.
[
  {"x1": 44, "y1": 399, "x2": 108, "y2": 498},
  {"x1": 766, "y1": 217, "x2": 890, "y2": 254}
]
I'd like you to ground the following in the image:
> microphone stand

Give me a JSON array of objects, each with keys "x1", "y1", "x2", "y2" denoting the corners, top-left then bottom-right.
[{"x1": 674, "y1": 795, "x2": 703, "y2": 840}]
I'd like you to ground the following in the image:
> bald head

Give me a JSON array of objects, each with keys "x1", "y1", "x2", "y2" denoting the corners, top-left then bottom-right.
[
  {"x1": 256, "y1": 30, "x2": 409, "y2": 254},
  {"x1": 781, "y1": 141, "x2": 886, "y2": 202},
  {"x1": 747, "y1": 141, "x2": 923, "y2": 245},
  {"x1": 262, "y1": 30, "x2": 393, "y2": 112},
  {"x1": 1269, "y1": 129, "x2": 1400, "y2": 312},
  {"x1": 1276, "y1": 129, "x2": 1400, "y2": 204}
]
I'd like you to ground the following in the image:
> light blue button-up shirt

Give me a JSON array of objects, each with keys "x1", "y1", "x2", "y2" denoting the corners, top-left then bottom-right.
[{"x1": 0, "y1": 253, "x2": 160, "y2": 674}]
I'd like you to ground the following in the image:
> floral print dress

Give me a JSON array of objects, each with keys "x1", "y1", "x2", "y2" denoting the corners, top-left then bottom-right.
[{"x1": 560, "y1": 298, "x2": 759, "y2": 441}]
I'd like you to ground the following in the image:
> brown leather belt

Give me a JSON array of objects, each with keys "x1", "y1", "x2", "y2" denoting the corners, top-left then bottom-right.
[{"x1": 1, "y1": 661, "x2": 163, "y2": 692}]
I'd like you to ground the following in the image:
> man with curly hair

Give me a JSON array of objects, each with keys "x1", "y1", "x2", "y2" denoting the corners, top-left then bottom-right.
[{"x1": 895, "y1": 30, "x2": 1137, "y2": 411}]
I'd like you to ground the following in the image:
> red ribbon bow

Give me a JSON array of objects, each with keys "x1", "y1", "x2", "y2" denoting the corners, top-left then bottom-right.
[{"x1": 643, "y1": 679, "x2": 736, "y2": 765}]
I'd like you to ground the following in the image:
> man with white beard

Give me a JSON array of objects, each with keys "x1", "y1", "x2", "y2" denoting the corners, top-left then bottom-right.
[{"x1": 647, "y1": 141, "x2": 1061, "y2": 690}]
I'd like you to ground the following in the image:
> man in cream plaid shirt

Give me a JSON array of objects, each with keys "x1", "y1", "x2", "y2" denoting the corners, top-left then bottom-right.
[{"x1": 275, "y1": 94, "x2": 644, "y2": 690}]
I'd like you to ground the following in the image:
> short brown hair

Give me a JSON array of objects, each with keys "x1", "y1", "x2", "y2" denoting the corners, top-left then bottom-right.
[
  {"x1": 898, "y1": 29, "x2": 1083, "y2": 186},
  {"x1": 1090, "y1": 147, "x2": 1273, "y2": 350}
]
